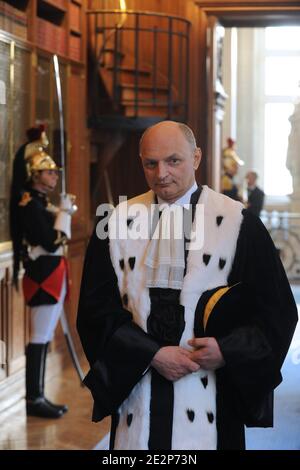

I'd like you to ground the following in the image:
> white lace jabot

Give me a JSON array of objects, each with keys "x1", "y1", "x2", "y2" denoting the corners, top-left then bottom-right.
[{"x1": 145, "y1": 182, "x2": 198, "y2": 290}]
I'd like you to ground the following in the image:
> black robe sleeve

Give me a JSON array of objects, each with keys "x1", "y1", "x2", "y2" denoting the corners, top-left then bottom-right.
[
  {"x1": 217, "y1": 210, "x2": 298, "y2": 426},
  {"x1": 76, "y1": 226, "x2": 160, "y2": 422}
]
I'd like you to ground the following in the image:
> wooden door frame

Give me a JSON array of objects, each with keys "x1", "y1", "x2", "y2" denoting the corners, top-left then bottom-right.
[
  {"x1": 196, "y1": 1, "x2": 300, "y2": 26},
  {"x1": 195, "y1": 1, "x2": 300, "y2": 22},
  {"x1": 195, "y1": 1, "x2": 300, "y2": 186}
]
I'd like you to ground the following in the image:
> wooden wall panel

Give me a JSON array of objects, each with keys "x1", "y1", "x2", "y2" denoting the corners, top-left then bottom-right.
[
  {"x1": 0, "y1": 264, "x2": 8, "y2": 382},
  {"x1": 0, "y1": 260, "x2": 26, "y2": 377},
  {"x1": 108, "y1": 132, "x2": 147, "y2": 203},
  {"x1": 68, "y1": 66, "x2": 90, "y2": 240},
  {"x1": 65, "y1": 240, "x2": 86, "y2": 350},
  {"x1": 8, "y1": 282, "x2": 26, "y2": 374}
]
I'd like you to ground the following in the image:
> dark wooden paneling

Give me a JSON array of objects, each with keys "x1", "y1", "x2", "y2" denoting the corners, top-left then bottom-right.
[
  {"x1": 0, "y1": 256, "x2": 27, "y2": 411},
  {"x1": 68, "y1": 241, "x2": 86, "y2": 327},
  {"x1": 0, "y1": 264, "x2": 9, "y2": 383},
  {"x1": 68, "y1": 65, "x2": 90, "y2": 239},
  {"x1": 65, "y1": 240, "x2": 86, "y2": 355},
  {"x1": 8, "y1": 271, "x2": 26, "y2": 375}
]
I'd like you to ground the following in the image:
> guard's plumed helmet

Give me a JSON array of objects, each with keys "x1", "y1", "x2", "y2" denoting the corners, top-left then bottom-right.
[
  {"x1": 24, "y1": 124, "x2": 49, "y2": 159},
  {"x1": 26, "y1": 150, "x2": 60, "y2": 179},
  {"x1": 223, "y1": 138, "x2": 244, "y2": 171}
]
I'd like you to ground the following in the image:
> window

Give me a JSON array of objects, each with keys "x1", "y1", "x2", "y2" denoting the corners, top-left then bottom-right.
[{"x1": 264, "y1": 27, "x2": 300, "y2": 196}]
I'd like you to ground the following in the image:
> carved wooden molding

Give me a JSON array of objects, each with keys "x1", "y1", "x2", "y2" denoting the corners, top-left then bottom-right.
[
  {"x1": 196, "y1": 1, "x2": 300, "y2": 7},
  {"x1": 195, "y1": 1, "x2": 300, "y2": 13}
]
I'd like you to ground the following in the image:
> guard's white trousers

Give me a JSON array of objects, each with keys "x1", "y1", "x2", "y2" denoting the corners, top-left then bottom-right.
[{"x1": 30, "y1": 276, "x2": 67, "y2": 344}]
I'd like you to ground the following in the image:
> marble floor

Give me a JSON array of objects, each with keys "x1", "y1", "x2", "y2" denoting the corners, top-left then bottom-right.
[{"x1": 0, "y1": 361, "x2": 110, "y2": 450}]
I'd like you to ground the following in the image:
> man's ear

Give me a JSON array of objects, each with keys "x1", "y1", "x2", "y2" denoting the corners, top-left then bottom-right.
[
  {"x1": 193, "y1": 147, "x2": 202, "y2": 170},
  {"x1": 32, "y1": 172, "x2": 39, "y2": 183}
]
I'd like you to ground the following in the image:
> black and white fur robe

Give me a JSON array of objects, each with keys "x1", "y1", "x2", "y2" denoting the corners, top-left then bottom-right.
[{"x1": 77, "y1": 186, "x2": 298, "y2": 450}]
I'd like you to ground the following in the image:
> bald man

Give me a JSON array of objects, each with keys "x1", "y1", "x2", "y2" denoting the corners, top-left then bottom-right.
[{"x1": 77, "y1": 121, "x2": 297, "y2": 450}]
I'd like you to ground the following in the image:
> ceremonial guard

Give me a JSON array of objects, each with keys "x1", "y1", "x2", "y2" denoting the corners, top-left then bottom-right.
[
  {"x1": 221, "y1": 137, "x2": 244, "y2": 201},
  {"x1": 10, "y1": 126, "x2": 76, "y2": 418}
]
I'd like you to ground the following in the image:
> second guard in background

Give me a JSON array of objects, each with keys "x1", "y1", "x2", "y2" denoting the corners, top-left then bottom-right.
[
  {"x1": 221, "y1": 137, "x2": 244, "y2": 201},
  {"x1": 10, "y1": 127, "x2": 76, "y2": 419}
]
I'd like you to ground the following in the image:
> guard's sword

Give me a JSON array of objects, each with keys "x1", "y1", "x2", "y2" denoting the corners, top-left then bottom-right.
[
  {"x1": 53, "y1": 54, "x2": 84, "y2": 383},
  {"x1": 53, "y1": 55, "x2": 66, "y2": 195}
]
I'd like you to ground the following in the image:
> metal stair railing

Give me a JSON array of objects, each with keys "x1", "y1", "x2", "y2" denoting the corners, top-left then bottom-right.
[{"x1": 87, "y1": 9, "x2": 191, "y2": 121}]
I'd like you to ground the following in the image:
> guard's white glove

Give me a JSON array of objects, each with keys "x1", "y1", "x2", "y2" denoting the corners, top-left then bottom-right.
[
  {"x1": 54, "y1": 194, "x2": 78, "y2": 239},
  {"x1": 59, "y1": 193, "x2": 78, "y2": 215}
]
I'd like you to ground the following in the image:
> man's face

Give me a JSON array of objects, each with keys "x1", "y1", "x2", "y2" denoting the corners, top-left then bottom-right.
[
  {"x1": 140, "y1": 124, "x2": 201, "y2": 203},
  {"x1": 246, "y1": 172, "x2": 256, "y2": 187},
  {"x1": 33, "y1": 170, "x2": 59, "y2": 193}
]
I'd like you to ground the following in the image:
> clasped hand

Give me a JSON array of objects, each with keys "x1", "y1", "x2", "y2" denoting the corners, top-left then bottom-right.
[{"x1": 151, "y1": 337, "x2": 225, "y2": 382}]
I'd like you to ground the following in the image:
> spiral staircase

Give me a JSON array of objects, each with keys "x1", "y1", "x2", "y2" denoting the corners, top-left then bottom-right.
[{"x1": 87, "y1": 9, "x2": 191, "y2": 130}]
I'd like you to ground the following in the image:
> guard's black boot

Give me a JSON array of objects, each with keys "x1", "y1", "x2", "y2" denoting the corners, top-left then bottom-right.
[
  {"x1": 42, "y1": 343, "x2": 68, "y2": 414},
  {"x1": 26, "y1": 343, "x2": 64, "y2": 419}
]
